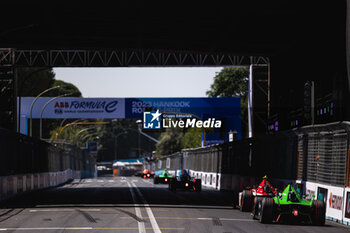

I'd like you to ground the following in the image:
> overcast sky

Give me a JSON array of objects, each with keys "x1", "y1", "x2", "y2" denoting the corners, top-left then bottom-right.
[{"x1": 53, "y1": 67, "x2": 222, "y2": 98}]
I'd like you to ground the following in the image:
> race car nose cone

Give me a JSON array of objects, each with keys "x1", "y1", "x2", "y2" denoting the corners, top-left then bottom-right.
[
  {"x1": 292, "y1": 210, "x2": 298, "y2": 217},
  {"x1": 185, "y1": 183, "x2": 189, "y2": 187}
]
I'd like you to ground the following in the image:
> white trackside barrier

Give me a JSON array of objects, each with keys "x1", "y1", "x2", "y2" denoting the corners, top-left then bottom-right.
[
  {"x1": 0, "y1": 169, "x2": 83, "y2": 202},
  {"x1": 343, "y1": 187, "x2": 350, "y2": 225},
  {"x1": 189, "y1": 170, "x2": 220, "y2": 190},
  {"x1": 304, "y1": 181, "x2": 350, "y2": 225}
]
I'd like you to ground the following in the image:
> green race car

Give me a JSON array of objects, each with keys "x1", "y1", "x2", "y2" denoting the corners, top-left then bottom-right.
[
  {"x1": 253, "y1": 183, "x2": 325, "y2": 225},
  {"x1": 154, "y1": 169, "x2": 173, "y2": 184}
]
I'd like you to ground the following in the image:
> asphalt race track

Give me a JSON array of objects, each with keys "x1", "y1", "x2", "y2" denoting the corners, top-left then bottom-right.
[{"x1": 0, "y1": 176, "x2": 349, "y2": 233}]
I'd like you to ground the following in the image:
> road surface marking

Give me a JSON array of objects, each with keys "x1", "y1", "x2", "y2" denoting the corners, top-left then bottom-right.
[
  {"x1": 126, "y1": 181, "x2": 146, "y2": 233},
  {"x1": 0, "y1": 227, "x2": 184, "y2": 231},
  {"x1": 220, "y1": 218, "x2": 254, "y2": 221},
  {"x1": 108, "y1": 180, "x2": 114, "y2": 182},
  {"x1": 29, "y1": 208, "x2": 168, "y2": 213},
  {"x1": 30, "y1": 209, "x2": 102, "y2": 213},
  {"x1": 97, "y1": 180, "x2": 104, "y2": 183},
  {"x1": 131, "y1": 181, "x2": 162, "y2": 233},
  {"x1": 121, "y1": 216, "x2": 254, "y2": 222}
]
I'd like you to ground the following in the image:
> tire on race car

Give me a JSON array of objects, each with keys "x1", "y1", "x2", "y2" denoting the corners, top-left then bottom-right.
[
  {"x1": 240, "y1": 190, "x2": 253, "y2": 212},
  {"x1": 194, "y1": 179, "x2": 201, "y2": 192},
  {"x1": 252, "y1": 197, "x2": 263, "y2": 219},
  {"x1": 154, "y1": 176, "x2": 159, "y2": 184},
  {"x1": 259, "y1": 197, "x2": 274, "y2": 224},
  {"x1": 311, "y1": 200, "x2": 326, "y2": 225},
  {"x1": 169, "y1": 179, "x2": 176, "y2": 192}
]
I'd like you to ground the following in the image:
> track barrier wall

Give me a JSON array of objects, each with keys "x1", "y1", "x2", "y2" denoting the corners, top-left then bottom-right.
[
  {"x1": 0, "y1": 128, "x2": 96, "y2": 202},
  {"x1": 145, "y1": 121, "x2": 350, "y2": 225}
]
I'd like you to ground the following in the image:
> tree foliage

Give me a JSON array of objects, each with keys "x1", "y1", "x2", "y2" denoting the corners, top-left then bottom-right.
[
  {"x1": 206, "y1": 67, "x2": 248, "y2": 98},
  {"x1": 51, "y1": 80, "x2": 82, "y2": 97},
  {"x1": 182, "y1": 127, "x2": 202, "y2": 149},
  {"x1": 17, "y1": 67, "x2": 83, "y2": 138},
  {"x1": 155, "y1": 126, "x2": 183, "y2": 157},
  {"x1": 18, "y1": 67, "x2": 56, "y2": 97},
  {"x1": 96, "y1": 119, "x2": 159, "y2": 162},
  {"x1": 206, "y1": 67, "x2": 249, "y2": 138}
]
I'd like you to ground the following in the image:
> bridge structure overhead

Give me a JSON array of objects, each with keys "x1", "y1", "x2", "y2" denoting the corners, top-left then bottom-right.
[{"x1": 0, "y1": 0, "x2": 348, "y2": 132}]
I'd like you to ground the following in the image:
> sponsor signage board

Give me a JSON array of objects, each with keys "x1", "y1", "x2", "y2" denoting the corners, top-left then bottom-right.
[
  {"x1": 87, "y1": 142, "x2": 98, "y2": 153},
  {"x1": 18, "y1": 97, "x2": 241, "y2": 143},
  {"x1": 345, "y1": 191, "x2": 350, "y2": 219},
  {"x1": 19, "y1": 97, "x2": 125, "y2": 119}
]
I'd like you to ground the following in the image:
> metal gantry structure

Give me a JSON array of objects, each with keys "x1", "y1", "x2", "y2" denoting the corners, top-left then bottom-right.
[
  {"x1": 0, "y1": 48, "x2": 270, "y2": 134},
  {"x1": 0, "y1": 49, "x2": 269, "y2": 67}
]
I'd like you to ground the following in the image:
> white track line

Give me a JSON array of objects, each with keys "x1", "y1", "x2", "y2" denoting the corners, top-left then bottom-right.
[
  {"x1": 29, "y1": 209, "x2": 101, "y2": 213},
  {"x1": 0, "y1": 227, "x2": 93, "y2": 231},
  {"x1": 131, "y1": 180, "x2": 162, "y2": 233},
  {"x1": 126, "y1": 181, "x2": 146, "y2": 233}
]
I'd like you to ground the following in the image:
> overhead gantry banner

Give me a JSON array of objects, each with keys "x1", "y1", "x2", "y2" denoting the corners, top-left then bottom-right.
[{"x1": 18, "y1": 97, "x2": 241, "y2": 143}]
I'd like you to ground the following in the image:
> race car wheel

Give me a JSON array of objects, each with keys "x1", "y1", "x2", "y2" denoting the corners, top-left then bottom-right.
[
  {"x1": 311, "y1": 200, "x2": 325, "y2": 225},
  {"x1": 252, "y1": 197, "x2": 263, "y2": 219},
  {"x1": 154, "y1": 176, "x2": 159, "y2": 184},
  {"x1": 259, "y1": 197, "x2": 274, "y2": 224},
  {"x1": 240, "y1": 190, "x2": 253, "y2": 212},
  {"x1": 169, "y1": 180, "x2": 176, "y2": 192},
  {"x1": 194, "y1": 179, "x2": 201, "y2": 192}
]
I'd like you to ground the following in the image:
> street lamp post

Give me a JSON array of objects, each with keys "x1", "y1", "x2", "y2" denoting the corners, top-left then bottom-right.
[
  {"x1": 73, "y1": 127, "x2": 96, "y2": 145},
  {"x1": 136, "y1": 120, "x2": 142, "y2": 157},
  {"x1": 18, "y1": 67, "x2": 51, "y2": 133},
  {"x1": 39, "y1": 93, "x2": 71, "y2": 139},
  {"x1": 29, "y1": 85, "x2": 60, "y2": 137},
  {"x1": 81, "y1": 133, "x2": 99, "y2": 148}
]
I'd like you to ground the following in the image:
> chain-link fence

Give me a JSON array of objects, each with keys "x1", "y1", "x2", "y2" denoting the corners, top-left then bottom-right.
[
  {"x1": 296, "y1": 122, "x2": 350, "y2": 187},
  {"x1": 0, "y1": 128, "x2": 95, "y2": 176}
]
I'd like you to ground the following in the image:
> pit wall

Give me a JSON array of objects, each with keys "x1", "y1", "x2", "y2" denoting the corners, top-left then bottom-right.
[
  {"x1": 0, "y1": 169, "x2": 96, "y2": 202},
  {"x1": 301, "y1": 180, "x2": 350, "y2": 226}
]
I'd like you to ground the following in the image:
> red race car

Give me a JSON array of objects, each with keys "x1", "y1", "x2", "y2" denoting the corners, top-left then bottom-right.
[
  {"x1": 141, "y1": 169, "x2": 154, "y2": 178},
  {"x1": 239, "y1": 176, "x2": 277, "y2": 212}
]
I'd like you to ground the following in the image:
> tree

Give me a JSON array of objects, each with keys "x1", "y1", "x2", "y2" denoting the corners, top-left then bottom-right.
[
  {"x1": 18, "y1": 67, "x2": 82, "y2": 97},
  {"x1": 95, "y1": 119, "x2": 159, "y2": 162},
  {"x1": 206, "y1": 67, "x2": 249, "y2": 138},
  {"x1": 182, "y1": 127, "x2": 202, "y2": 149},
  {"x1": 206, "y1": 67, "x2": 248, "y2": 98},
  {"x1": 51, "y1": 80, "x2": 82, "y2": 97},
  {"x1": 17, "y1": 67, "x2": 83, "y2": 138},
  {"x1": 18, "y1": 67, "x2": 55, "y2": 97},
  {"x1": 155, "y1": 126, "x2": 183, "y2": 156}
]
